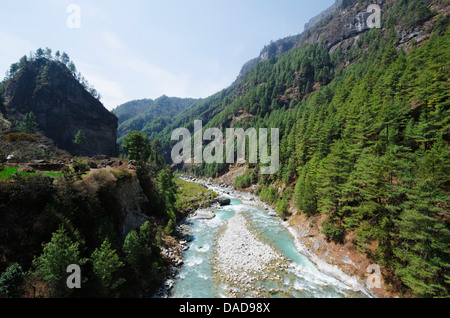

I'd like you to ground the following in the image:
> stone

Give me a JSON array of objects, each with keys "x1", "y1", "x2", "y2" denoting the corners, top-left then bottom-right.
[
  {"x1": 18, "y1": 165, "x2": 35, "y2": 173},
  {"x1": 216, "y1": 195, "x2": 231, "y2": 206},
  {"x1": 88, "y1": 161, "x2": 98, "y2": 169}
]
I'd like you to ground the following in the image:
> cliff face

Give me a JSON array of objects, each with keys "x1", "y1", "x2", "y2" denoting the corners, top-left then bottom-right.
[
  {"x1": 239, "y1": 0, "x2": 438, "y2": 81},
  {"x1": 3, "y1": 59, "x2": 118, "y2": 157},
  {"x1": 238, "y1": 0, "x2": 362, "y2": 79}
]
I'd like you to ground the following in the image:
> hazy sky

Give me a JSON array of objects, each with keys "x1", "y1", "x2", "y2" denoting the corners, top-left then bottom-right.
[{"x1": 0, "y1": 0, "x2": 335, "y2": 110}]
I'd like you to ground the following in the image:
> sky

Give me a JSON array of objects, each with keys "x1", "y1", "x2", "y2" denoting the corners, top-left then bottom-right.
[{"x1": 0, "y1": 0, "x2": 335, "y2": 110}]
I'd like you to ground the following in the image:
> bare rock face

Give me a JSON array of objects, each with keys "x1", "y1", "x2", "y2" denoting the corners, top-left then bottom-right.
[
  {"x1": 4, "y1": 59, "x2": 118, "y2": 157},
  {"x1": 240, "y1": 0, "x2": 371, "y2": 78}
]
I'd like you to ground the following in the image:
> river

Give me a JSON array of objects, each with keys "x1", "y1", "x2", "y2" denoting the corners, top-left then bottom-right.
[{"x1": 169, "y1": 181, "x2": 369, "y2": 298}]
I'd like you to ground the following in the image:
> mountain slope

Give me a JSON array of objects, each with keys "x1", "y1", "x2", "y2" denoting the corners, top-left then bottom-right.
[{"x1": 113, "y1": 96, "x2": 200, "y2": 143}]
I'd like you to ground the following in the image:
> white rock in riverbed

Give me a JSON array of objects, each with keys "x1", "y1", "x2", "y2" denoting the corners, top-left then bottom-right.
[{"x1": 214, "y1": 213, "x2": 285, "y2": 285}]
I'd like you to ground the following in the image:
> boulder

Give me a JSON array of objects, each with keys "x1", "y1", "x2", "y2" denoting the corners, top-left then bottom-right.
[
  {"x1": 216, "y1": 195, "x2": 231, "y2": 206},
  {"x1": 189, "y1": 209, "x2": 216, "y2": 220}
]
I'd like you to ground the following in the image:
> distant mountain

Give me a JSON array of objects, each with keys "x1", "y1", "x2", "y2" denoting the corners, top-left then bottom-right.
[
  {"x1": 113, "y1": 98, "x2": 154, "y2": 126},
  {"x1": 113, "y1": 95, "x2": 200, "y2": 142},
  {"x1": 1, "y1": 57, "x2": 118, "y2": 157}
]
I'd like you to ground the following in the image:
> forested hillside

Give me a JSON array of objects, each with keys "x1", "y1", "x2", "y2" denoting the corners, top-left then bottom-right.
[
  {"x1": 143, "y1": 0, "x2": 449, "y2": 297},
  {"x1": 113, "y1": 96, "x2": 200, "y2": 144}
]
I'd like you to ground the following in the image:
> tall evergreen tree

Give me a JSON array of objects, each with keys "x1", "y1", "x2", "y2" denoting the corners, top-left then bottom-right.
[
  {"x1": 73, "y1": 130, "x2": 88, "y2": 145},
  {"x1": 32, "y1": 226, "x2": 86, "y2": 297},
  {"x1": 90, "y1": 238, "x2": 125, "y2": 297},
  {"x1": 18, "y1": 112, "x2": 39, "y2": 134},
  {"x1": 122, "y1": 131, "x2": 151, "y2": 161}
]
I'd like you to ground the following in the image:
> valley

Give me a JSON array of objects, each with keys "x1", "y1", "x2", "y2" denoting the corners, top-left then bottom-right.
[{"x1": 0, "y1": 0, "x2": 448, "y2": 299}]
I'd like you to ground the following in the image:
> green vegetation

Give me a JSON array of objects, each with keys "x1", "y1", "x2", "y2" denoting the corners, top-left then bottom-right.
[
  {"x1": 73, "y1": 130, "x2": 88, "y2": 145},
  {"x1": 90, "y1": 238, "x2": 125, "y2": 297},
  {"x1": 121, "y1": 130, "x2": 164, "y2": 165},
  {"x1": 17, "y1": 112, "x2": 39, "y2": 134},
  {"x1": 0, "y1": 0, "x2": 447, "y2": 299},
  {"x1": 32, "y1": 226, "x2": 86, "y2": 297},
  {"x1": 2, "y1": 47, "x2": 100, "y2": 100},
  {"x1": 0, "y1": 131, "x2": 184, "y2": 297},
  {"x1": 122, "y1": 222, "x2": 162, "y2": 296},
  {"x1": 113, "y1": 96, "x2": 200, "y2": 143},
  {"x1": 251, "y1": 25, "x2": 449, "y2": 296},
  {"x1": 122, "y1": 131, "x2": 151, "y2": 161},
  {"x1": 175, "y1": 178, "x2": 218, "y2": 216},
  {"x1": 0, "y1": 263, "x2": 25, "y2": 298},
  {"x1": 234, "y1": 169, "x2": 258, "y2": 189},
  {"x1": 0, "y1": 167, "x2": 62, "y2": 180}
]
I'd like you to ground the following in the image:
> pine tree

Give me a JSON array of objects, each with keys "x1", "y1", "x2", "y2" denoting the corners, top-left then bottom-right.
[
  {"x1": 295, "y1": 154, "x2": 319, "y2": 216},
  {"x1": 394, "y1": 180, "x2": 450, "y2": 297},
  {"x1": 123, "y1": 222, "x2": 161, "y2": 296},
  {"x1": 0, "y1": 263, "x2": 25, "y2": 298},
  {"x1": 73, "y1": 130, "x2": 88, "y2": 145},
  {"x1": 157, "y1": 169, "x2": 177, "y2": 220},
  {"x1": 122, "y1": 131, "x2": 151, "y2": 161},
  {"x1": 18, "y1": 112, "x2": 39, "y2": 134},
  {"x1": 316, "y1": 140, "x2": 353, "y2": 216},
  {"x1": 61, "y1": 52, "x2": 70, "y2": 66},
  {"x1": 35, "y1": 48, "x2": 45, "y2": 59},
  {"x1": 91, "y1": 238, "x2": 125, "y2": 297},
  {"x1": 32, "y1": 226, "x2": 86, "y2": 297}
]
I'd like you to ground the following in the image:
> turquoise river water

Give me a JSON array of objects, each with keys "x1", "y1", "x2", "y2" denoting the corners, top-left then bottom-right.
[{"x1": 170, "y1": 191, "x2": 368, "y2": 299}]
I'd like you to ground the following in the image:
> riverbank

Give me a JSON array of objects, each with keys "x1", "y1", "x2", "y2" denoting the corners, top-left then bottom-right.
[
  {"x1": 154, "y1": 177, "x2": 220, "y2": 298},
  {"x1": 193, "y1": 174, "x2": 398, "y2": 298}
]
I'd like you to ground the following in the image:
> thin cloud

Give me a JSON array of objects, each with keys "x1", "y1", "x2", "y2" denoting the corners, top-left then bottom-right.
[
  {"x1": 100, "y1": 30, "x2": 125, "y2": 50},
  {"x1": 127, "y1": 58, "x2": 190, "y2": 98}
]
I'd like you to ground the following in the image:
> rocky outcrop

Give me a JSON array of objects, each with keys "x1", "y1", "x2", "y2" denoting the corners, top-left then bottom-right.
[
  {"x1": 238, "y1": 0, "x2": 367, "y2": 78},
  {"x1": 304, "y1": 0, "x2": 343, "y2": 31},
  {"x1": 3, "y1": 59, "x2": 118, "y2": 157},
  {"x1": 215, "y1": 195, "x2": 231, "y2": 206},
  {"x1": 116, "y1": 175, "x2": 152, "y2": 237}
]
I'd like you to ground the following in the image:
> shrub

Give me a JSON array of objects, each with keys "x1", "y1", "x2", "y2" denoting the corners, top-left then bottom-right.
[
  {"x1": 2, "y1": 133, "x2": 37, "y2": 143},
  {"x1": 60, "y1": 166, "x2": 76, "y2": 181},
  {"x1": 164, "y1": 219, "x2": 175, "y2": 235},
  {"x1": 0, "y1": 263, "x2": 25, "y2": 298},
  {"x1": 275, "y1": 199, "x2": 290, "y2": 220},
  {"x1": 234, "y1": 174, "x2": 251, "y2": 189},
  {"x1": 322, "y1": 220, "x2": 345, "y2": 244},
  {"x1": 72, "y1": 158, "x2": 90, "y2": 174},
  {"x1": 112, "y1": 169, "x2": 133, "y2": 180},
  {"x1": 234, "y1": 169, "x2": 259, "y2": 189}
]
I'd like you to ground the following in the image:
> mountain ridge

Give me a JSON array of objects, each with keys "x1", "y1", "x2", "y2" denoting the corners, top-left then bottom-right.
[{"x1": 113, "y1": 95, "x2": 201, "y2": 143}]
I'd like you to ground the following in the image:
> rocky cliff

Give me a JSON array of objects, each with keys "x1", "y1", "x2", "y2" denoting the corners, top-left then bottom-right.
[
  {"x1": 237, "y1": 0, "x2": 354, "y2": 79},
  {"x1": 3, "y1": 58, "x2": 118, "y2": 157}
]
